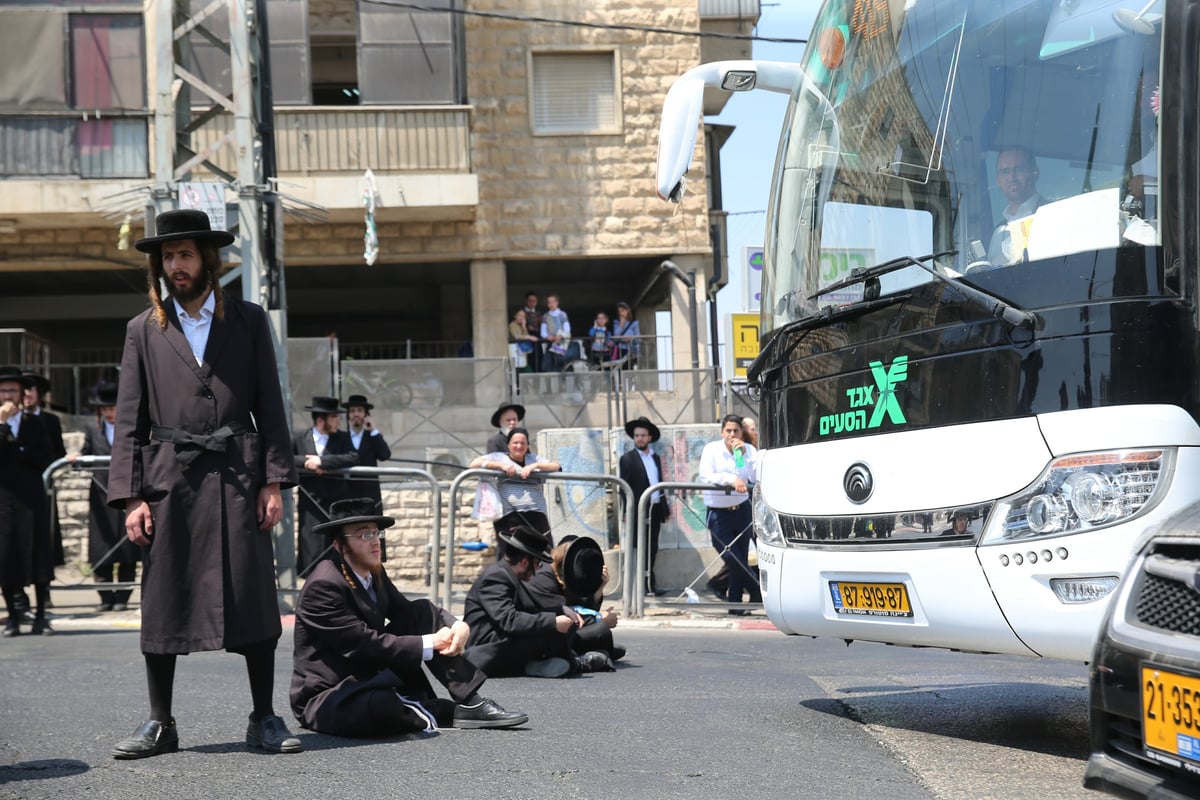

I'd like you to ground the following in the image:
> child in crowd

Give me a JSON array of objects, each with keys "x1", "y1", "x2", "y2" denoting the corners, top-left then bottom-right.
[{"x1": 588, "y1": 312, "x2": 611, "y2": 367}]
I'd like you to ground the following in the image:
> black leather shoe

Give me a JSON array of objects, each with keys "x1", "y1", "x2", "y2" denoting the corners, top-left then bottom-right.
[
  {"x1": 113, "y1": 603, "x2": 128, "y2": 612},
  {"x1": 112, "y1": 719, "x2": 179, "y2": 759},
  {"x1": 246, "y1": 714, "x2": 302, "y2": 753},
  {"x1": 453, "y1": 698, "x2": 528, "y2": 729},
  {"x1": 2, "y1": 619, "x2": 18, "y2": 637},
  {"x1": 31, "y1": 618, "x2": 54, "y2": 635},
  {"x1": 610, "y1": 645, "x2": 626, "y2": 662},
  {"x1": 575, "y1": 651, "x2": 615, "y2": 673},
  {"x1": 705, "y1": 580, "x2": 727, "y2": 600},
  {"x1": 96, "y1": 603, "x2": 114, "y2": 613}
]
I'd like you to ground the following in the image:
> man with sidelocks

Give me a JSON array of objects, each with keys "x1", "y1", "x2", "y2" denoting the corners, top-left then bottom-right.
[
  {"x1": 108, "y1": 209, "x2": 302, "y2": 758},
  {"x1": 291, "y1": 498, "x2": 528, "y2": 737}
]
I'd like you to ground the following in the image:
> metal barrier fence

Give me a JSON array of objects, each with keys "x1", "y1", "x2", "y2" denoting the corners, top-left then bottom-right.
[
  {"x1": 629, "y1": 480, "x2": 759, "y2": 619},
  {"x1": 42, "y1": 457, "x2": 443, "y2": 602},
  {"x1": 443, "y1": 469, "x2": 635, "y2": 608}
]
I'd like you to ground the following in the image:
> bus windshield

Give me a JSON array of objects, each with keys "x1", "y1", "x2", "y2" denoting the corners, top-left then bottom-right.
[{"x1": 762, "y1": 0, "x2": 1164, "y2": 334}]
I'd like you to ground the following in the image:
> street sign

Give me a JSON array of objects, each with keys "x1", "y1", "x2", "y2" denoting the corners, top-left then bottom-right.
[
  {"x1": 178, "y1": 181, "x2": 227, "y2": 233},
  {"x1": 729, "y1": 312, "x2": 760, "y2": 379}
]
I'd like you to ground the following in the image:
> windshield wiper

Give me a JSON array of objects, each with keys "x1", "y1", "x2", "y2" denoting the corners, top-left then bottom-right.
[
  {"x1": 746, "y1": 293, "x2": 911, "y2": 386},
  {"x1": 812, "y1": 250, "x2": 1039, "y2": 330}
]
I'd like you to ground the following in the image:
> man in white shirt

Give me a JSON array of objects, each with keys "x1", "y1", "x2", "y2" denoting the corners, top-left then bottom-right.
[
  {"x1": 292, "y1": 396, "x2": 358, "y2": 576},
  {"x1": 291, "y1": 498, "x2": 528, "y2": 736}
]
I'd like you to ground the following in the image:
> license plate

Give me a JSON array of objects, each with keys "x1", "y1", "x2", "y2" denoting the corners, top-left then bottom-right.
[
  {"x1": 1141, "y1": 664, "x2": 1200, "y2": 766},
  {"x1": 828, "y1": 581, "x2": 912, "y2": 618}
]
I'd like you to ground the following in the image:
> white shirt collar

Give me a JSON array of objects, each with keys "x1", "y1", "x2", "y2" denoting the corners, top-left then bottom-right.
[{"x1": 173, "y1": 290, "x2": 215, "y2": 322}]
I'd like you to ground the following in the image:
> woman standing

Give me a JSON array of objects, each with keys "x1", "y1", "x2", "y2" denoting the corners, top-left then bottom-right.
[
  {"x1": 612, "y1": 301, "x2": 641, "y2": 368},
  {"x1": 699, "y1": 415, "x2": 761, "y2": 609},
  {"x1": 469, "y1": 427, "x2": 560, "y2": 558},
  {"x1": 79, "y1": 381, "x2": 140, "y2": 612}
]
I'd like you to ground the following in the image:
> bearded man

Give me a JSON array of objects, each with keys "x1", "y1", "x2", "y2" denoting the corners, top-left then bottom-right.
[{"x1": 107, "y1": 209, "x2": 301, "y2": 759}]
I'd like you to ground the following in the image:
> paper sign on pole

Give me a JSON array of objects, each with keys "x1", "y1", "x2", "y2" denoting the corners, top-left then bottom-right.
[{"x1": 178, "y1": 181, "x2": 227, "y2": 233}]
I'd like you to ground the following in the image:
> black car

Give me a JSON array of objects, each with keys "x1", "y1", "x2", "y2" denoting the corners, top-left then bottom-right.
[{"x1": 1085, "y1": 503, "x2": 1200, "y2": 798}]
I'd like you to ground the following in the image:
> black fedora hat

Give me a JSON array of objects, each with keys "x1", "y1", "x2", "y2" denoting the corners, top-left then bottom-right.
[
  {"x1": 135, "y1": 209, "x2": 235, "y2": 253},
  {"x1": 89, "y1": 380, "x2": 119, "y2": 408},
  {"x1": 304, "y1": 395, "x2": 344, "y2": 414},
  {"x1": 0, "y1": 365, "x2": 31, "y2": 386},
  {"x1": 624, "y1": 416, "x2": 660, "y2": 443},
  {"x1": 561, "y1": 536, "x2": 605, "y2": 598},
  {"x1": 342, "y1": 394, "x2": 374, "y2": 411},
  {"x1": 21, "y1": 372, "x2": 50, "y2": 395},
  {"x1": 490, "y1": 402, "x2": 525, "y2": 429},
  {"x1": 313, "y1": 497, "x2": 395, "y2": 536},
  {"x1": 499, "y1": 524, "x2": 553, "y2": 562}
]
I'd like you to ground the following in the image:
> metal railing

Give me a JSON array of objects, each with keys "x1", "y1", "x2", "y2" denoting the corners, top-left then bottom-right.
[
  {"x1": 629, "y1": 480, "x2": 758, "y2": 618},
  {"x1": 443, "y1": 469, "x2": 635, "y2": 609}
]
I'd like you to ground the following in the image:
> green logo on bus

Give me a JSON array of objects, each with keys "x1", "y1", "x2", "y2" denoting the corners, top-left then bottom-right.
[{"x1": 819, "y1": 356, "x2": 909, "y2": 436}]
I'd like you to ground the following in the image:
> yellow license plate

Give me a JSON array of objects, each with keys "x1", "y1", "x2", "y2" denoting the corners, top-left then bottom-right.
[
  {"x1": 1141, "y1": 664, "x2": 1200, "y2": 764},
  {"x1": 828, "y1": 581, "x2": 912, "y2": 617}
]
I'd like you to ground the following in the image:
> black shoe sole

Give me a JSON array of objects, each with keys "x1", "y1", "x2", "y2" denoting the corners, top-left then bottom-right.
[
  {"x1": 112, "y1": 739, "x2": 179, "y2": 759},
  {"x1": 454, "y1": 713, "x2": 529, "y2": 730}
]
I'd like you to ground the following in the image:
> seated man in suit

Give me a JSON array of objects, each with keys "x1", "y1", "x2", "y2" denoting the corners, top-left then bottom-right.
[
  {"x1": 463, "y1": 525, "x2": 613, "y2": 678},
  {"x1": 291, "y1": 498, "x2": 528, "y2": 738}
]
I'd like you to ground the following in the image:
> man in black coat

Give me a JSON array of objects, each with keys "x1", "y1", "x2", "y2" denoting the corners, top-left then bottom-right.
[
  {"x1": 293, "y1": 396, "x2": 358, "y2": 576},
  {"x1": 75, "y1": 380, "x2": 138, "y2": 612},
  {"x1": 463, "y1": 525, "x2": 610, "y2": 678},
  {"x1": 484, "y1": 402, "x2": 524, "y2": 456},
  {"x1": 107, "y1": 210, "x2": 301, "y2": 759},
  {"x1": 617, "y1": 416, "x2": 670, "y2": 596},
  {"x1": 342, "y1": 394, "x2": 390, "y2": 558},
  {"x1": 23, "y1": 372, "x2": 66, "y2": 574},
  {"x1": 0, "y1": 366, "x2": 54, "y2": 636},
  {"x1": 291, "y1": 498, "x2": 526, "y2": 737}
]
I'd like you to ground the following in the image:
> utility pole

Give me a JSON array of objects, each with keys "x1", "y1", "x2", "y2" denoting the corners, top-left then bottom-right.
[{"x1": 152, "y1": 0, "x2": 296, "y2": 600}]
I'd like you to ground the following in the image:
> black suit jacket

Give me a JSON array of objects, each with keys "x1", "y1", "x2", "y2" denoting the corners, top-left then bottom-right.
[
  {"x1": 618, "y1": 447, "x2": 669, "y2": 516},
  {"x1": 463, "y1": 560, "x2": 560, "y2": 675},
  {"x1": 0, "y1": 412, "x2": 53, "y2": 586},
  {"x1": 349, "y1": 429, "x2": 390, "y2": 504},
  {"x1": 291, "y1": 558, "x2": 462, "y2": 729},
  {"x1": 293, "y1": 428, "x2": 358, "y2": 503}
]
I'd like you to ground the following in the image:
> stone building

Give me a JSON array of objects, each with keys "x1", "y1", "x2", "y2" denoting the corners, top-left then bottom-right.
[{"x1": 3, "y1": 0, "x2": 760, "y2": 583}]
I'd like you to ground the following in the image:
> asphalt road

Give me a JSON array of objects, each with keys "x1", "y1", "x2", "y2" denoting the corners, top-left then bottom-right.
[{"x1": 0, "y1": 621, "x2": 1096, "y2": 800}]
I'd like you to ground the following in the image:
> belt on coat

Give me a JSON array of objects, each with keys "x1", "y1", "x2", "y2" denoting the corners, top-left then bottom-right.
[{"x1": 151, "y1": 422, "x2": 246, "y2": 467}]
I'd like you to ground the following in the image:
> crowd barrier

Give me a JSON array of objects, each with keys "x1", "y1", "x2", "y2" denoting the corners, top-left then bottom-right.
[{"x1": 443, "y1": 469, "x2": 635, "y2": 608}]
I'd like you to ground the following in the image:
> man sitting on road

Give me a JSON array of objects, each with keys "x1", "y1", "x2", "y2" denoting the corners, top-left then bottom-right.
[
  {"x1": 291, "y1": 498, "x2": 528, "y2": 737},
  {"x1": 463, "y1": 525, "x2": 614, "y2": 678}
]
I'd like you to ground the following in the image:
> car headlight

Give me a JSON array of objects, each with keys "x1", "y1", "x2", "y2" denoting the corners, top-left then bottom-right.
[
  {"x1": 981, "y1": 448, "x2": 1172, "y2": 544},
  {"x1": 753, "y1": 485, "x2": 784, "y2": 546}
]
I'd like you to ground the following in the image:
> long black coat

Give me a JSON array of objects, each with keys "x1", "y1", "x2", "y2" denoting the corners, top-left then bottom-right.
[
  {"x1": 348, "y1": 429, "x2": 391, "y2": 506},
  {"x1": 293, "y1": 429, "x2": 358, "y2": 575},
  {"x1": 462, "y1": 560, "x2": 566, "y2": 676},
  {"x1": 290, "y1": 558, "x2": 484, "y2": 735},
  {"x1": 38, "y1": 411, "x2": 67, "y2": 566},
  {"x1": 0, "y1": 412, "x2": 53, "y2": 587},
  {"x1": 107, "y1": 297, "x2": 297, "y2": 655},
  {"x1": 81, "y1": 422, "x2": 138, "y2": 568}
]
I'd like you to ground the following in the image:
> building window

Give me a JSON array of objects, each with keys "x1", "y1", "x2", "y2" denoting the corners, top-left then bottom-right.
[
  {"x1": 529, "y1": 50, "x2": 622, "y2": 135},
  {"x1": 357, "y1": 0, "x2": 459, "y2": 104},
  {"x1": 0, "y1": 8, "x2": 147, "y2": 178}
]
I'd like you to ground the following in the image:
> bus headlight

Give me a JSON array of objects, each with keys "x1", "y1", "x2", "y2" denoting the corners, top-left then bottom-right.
[
  {"x1": 982, "y1": 449, "x2": 1172, "y2": 544},
  {"x1": 753, "y1": 486, "x2": 785, "y2": 546}
]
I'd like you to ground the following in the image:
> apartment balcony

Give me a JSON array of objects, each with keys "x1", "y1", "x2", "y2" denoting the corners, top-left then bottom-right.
[{"x1": 0, "y1": 106, "x2": 477, "y2": 225}]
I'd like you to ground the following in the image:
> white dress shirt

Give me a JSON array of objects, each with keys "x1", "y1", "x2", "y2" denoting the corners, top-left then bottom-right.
[
  {"x1": 350, "y1": 428, "x2": 381, "y2": 450},
  {"x1": 173, "y1": 292, "x2": 216, "y2": 366},
  {"x1": 311, "y1": 427, "x2": 328, "y2": 456},
  {"x1": 103, "y1": 419, "x2": 115, "y2": 447},
  {"x1": 698, "y1": 440, "x2": 757, "y2": 507},
  {"x1": 637, "y1": 447, "x2": 662, "y2": 503}
]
